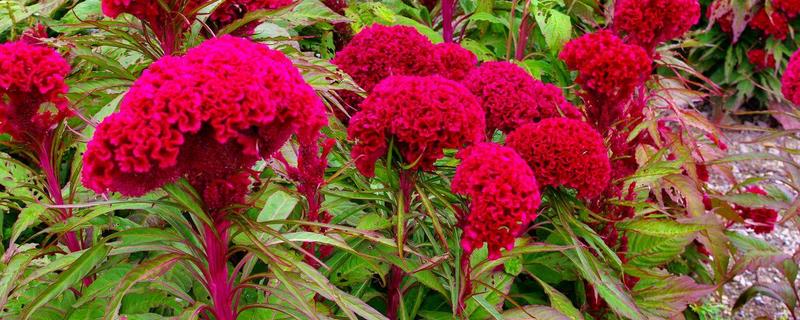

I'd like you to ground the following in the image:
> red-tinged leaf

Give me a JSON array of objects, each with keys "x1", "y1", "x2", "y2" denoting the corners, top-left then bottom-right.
[
  {"x1": 664, "y1": 174, "x2": 705, "y2": 217},
  {"x1": 728, "y1": 231, "x2": 790, "y2": 273},
  {"x1": 634, "y1": 276, "x2": 716, "y2": 318},
  {"x1": 733, "y1": 284, "x2": 793, "y2": 311},
  {"x1": 502, "y1": 305, "x2": 572, "y2": 320}
]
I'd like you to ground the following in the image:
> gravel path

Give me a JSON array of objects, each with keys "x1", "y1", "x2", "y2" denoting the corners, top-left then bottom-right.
[{"x1": 710, "y1": 129, "x2": 799, "y2": 319}]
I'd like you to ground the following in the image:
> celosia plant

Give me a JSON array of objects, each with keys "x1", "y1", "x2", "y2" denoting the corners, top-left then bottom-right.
[
  {"x1": 783, "y1": 49, "x2": 800, "y2": 105},
  {"x1": 506, "y1": 118, "x2": 611, "y2": 199},
  {"x1": 736, "y1": 186, "x2": 779, "y2": 234},
  {"x1": 749, "y1": 8, "x2": 790, "y2": 41},
  {"x1": 101, "y1": 0, "x2": 204, "y2": 54},
  {"x1": 559, "y1": 30, "x2": 652, "y2": 132},
  {"x1": 775, "y1": 0, "x2": 800, "y2": 17},
  {"x1": 347, "y1": 75, "x2": 484, "y2": 177},
  {"x1": 431, "y1": 43, "x2": 477, "y2": 81},
  {"x1": 613, "y1": 0, "x2": 701, "y2": 51},
  {"x1": 83, "y1": 35, "x2": 326, "y2": 320},
  {"x1": 747, "y1": 48, "x2": 777, "y2": 70},
  {"x1": 462, "y1": 61, "x2": 580, "y2": 134}
]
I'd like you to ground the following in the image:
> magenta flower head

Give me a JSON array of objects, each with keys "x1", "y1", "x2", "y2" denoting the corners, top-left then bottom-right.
[
  {"x1": 431, "y1": 43, "x2": 478, "y2": 81},
  {"x1": 783, "y1": 50, "x2": 800, "y2": 105},
  {"x1": 507, "y1": 118, "x2": 611, "y2": 199},
  {"x1": 613, "y1": 0, "x2": 700, "y2": 51},
  {"x1": 210, "y1": 0, "x2": 294, "y2": 35},
  {"x1": 332, "y1": 25, "x2": 436, "y2": 93},
  {"x1": 0, "y1": 40, "x2": 71, "y2": 143},
  {"x1": 348, "y1": 75, "x2": 485, "y2": 177},
  {"x1": 82, "y1": 36, "x2": 327, "y2": 210},
  {"x1": 452, "y1": 143, "x2": 541, "y2": 260},
  {"x1": 462, "y1": 61, "x2": 580, "y2": 134},
  {"x1": 559, "y1": 30, "x2": 651, "y2": 131}
]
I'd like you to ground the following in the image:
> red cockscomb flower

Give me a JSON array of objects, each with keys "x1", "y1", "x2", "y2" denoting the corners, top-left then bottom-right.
[
  {"x1": 432, "y1": 43, "x2": 477, "y2": 81},
  {"x1": 348, "y1": 75, "x2": 484, "y2": 177},
  {"x1": 452, "y1": 143, "x2": 541, "y2": 260},
  {"x1": 333, "y1": 25, "x2": 436, "y2": 93},
  {"x1": 83, "y1": 36, "x2": 326, "y2": 209},
  {"x1": 210, "y1": 0, "x2": 294, "y2": 35},
  {"x1": 735, "y1": 186, "x2": 779, "y2": 234},
  {"x1": 559, "y1": 30, "x2": 652, "y2": 131},
  {"x1": 782, "y1": 49, "x2": 800, "y2": 105},
  {"x1": 750, "y1": 9, "x2": 789, "y2": 40},
  {"x1": 462, "y1": 61, "x2": 580, "y2": 134},
  {"x1": 0, "y1": 40, "x2": 71, "y2": 143},
  {"x1": 774, "y1": 0, "x2": 800, "y2": 17},
  {"x1": 507, "y1": 118, "x2": 611, "y2": 199},
  {"x1": 613, "y1": 0, "x2": 701, "y2": 51},
  {"x1": 747, "y1": 49, "x2": 777, "y2": 70}
]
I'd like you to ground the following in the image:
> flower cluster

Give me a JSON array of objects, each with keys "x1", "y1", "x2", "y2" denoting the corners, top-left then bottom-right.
[
  {"x1": 750, "y1": 9, "x2": 789, "y2": 41},
  {"x1": 559, "y1": 30, "x2": 651, "y2": 131},
  {"x1": 735, "y1": 186, "x2": 779, "y2": 234},
  {"x1": 332, "y1": 25, "x2": 478, "y2": 115},
  {"x1": 83, "y1": 36, "x2": 327, "y2": 209},
  {"x1": 747, "y1": 49, "x2": 776, "y2": 70},
  {"x1": 348, "y1": 75, "x2": 484, "y2": 176},
  {"x1": 462, "y1": 61, "x2": 580, "y2": 134},
  {"x1": 0, "y1": 40, "x2": 71, "y2": 143},
  {"x1": 210, "y1": 0, "x2": 294, "y2": 35},
  {"x1": 613, "y1": 0, "x2": 701, "y2": 50},
  {"x1": 783, "y1": 50, "x2": 800, "y2": 105},
  {"x1": 452, "y1": 143, "x2": 541, "y2": 259},
  {"x1": 432, "y1": 43, "x2": 478, "y2": 81},
  {"x1": 507, "y1": 118, "x2": 611, "y2": 199}
]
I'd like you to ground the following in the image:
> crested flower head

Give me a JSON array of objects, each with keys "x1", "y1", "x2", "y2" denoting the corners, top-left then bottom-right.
[
  {"x1": 783, "y1": 49, "x2": 800, "y2": 105},
  {"x1": 332, "y1": 24, "x2": 437, "y2": 93},
  {"x1": 507, "y1": 118, "x2": 611, "y2": 199},
  {"x1": 347, "y1": 75, "x2": 484, "y2": 176},
  {"x1": 462, "y1": 61, "x2": 580, "y2": 134},
  {"x1": 452, "y1": 143, "x2": 541, "y2": 260},
  {"x1": 0, "y1": 40, "x2": 71, "y2": 142},
  {"x1": 559, "y1": 30, "x2": 651, "y2": 131},
  {"x1": 82, "y1": 36, "x2": 326, "y2": 210},
  {"x1": 613, "y1": 0, "x2": 701, "y2": 50},
  {"x1": 431, "y1": 43, "x2": 478, "y2": 81}
]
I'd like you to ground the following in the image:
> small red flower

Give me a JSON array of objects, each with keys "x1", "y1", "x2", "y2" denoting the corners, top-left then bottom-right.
[
  {"x1": 559, "y1": 30, "x2": 651, "y2": 131},
  {"x1": 507, "y1": 118, "x2": 611, "y2": 199},
  {"x1": 750, "y1": 9, "x2": 789, "y2": 40},
  {"x1": 774, "y1": 0, "x2": 800, "y2": 17},
  {"x1": 613, "y1": 0, "x2": 701, "y2": 51},
  {"x1": 348, "y1": 76, "x2": 485, "y2": 177},
  {"x1": 0, "y1": 40, "x2": 71, "y2": 143},
  {"x1": 747, "y1": 49, "x2": 777, "y2": 70},
  {"x1": 462, "y1": 61, "x2": 581, "y2": 134},
  {"x1": 735, "y1": 186, "x2": 779, "y2": 234},
  {"x1": 452, "y1": 143, "x2": 541, "y2": 260},
  {"x1": 83, "y1": 36, "x2": 327, "y2": 210},
  {"x1": 782, "y1": 49, "x2": 800, "y2": 105}
]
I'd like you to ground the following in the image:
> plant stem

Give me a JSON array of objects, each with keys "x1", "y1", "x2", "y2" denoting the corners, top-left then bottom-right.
[
  {"x1": 37, "y1": 135, "x2": 81, "y2": 253},
  {"x1": 456, "y1": 252, "x2": 472, "y2": 317},
  {"x1": 387, "y1": 170, "x2": 416, "y2": 320},
  {"x1": 442, "y1": 0, "x2": 455, "y2": 42},
  {"x1": 203, "y1": 219, "x2": 236, "y2": 320}
]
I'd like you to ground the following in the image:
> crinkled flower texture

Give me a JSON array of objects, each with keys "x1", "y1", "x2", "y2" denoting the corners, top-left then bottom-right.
[
  {"x1": 348, "y1": 75, "x2": 485, "y2": 177},
  {"x1": 750, "y1": 9, "x2": 789, "y2": 40},
  {"x1": 559, "y1": 30, "x2": 651, "y2": 131},
  {"x1": 507, "y1": 118, "x2": 611, "y2": 199},
  {"x1": 736, "y1": 186, "x2": 779, "y2": 234},
  {"x1": 432, "y1": 43, "x2": 478, "y2": 81},
  {"x1": 783, "y1": 50, "x2": 800, "y2": 105},
  {"x1": 747, "y1": 49, "x2": 776, "y2": 70},
  {"x1": 462, "y1": 61, "x2": 580, "y2": 134},
  {"x1": 0, "y1": 40, "x2": 71, "y2": 143},
  {"x1": 775, "y1": 0, "x2": 800, "y2": 17},
  {"x1": 452, "y1": 143, "x2": 541, "y2": 260},
  {"x1": 210, "y1": 0, "x2": 294, "y2": 35},
  {"x1": 613, "y1": 0, "x2": 700, "y2": 50},
  {"x1": 82, "y1": 36, "x2": 327, "y2": 209}
]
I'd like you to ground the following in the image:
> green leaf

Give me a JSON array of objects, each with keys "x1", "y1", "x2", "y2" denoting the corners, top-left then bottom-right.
[
  {"x1": 530, "y1": 275, "x2": 584, "y2": 319},
  {"x1": 539, "y1": 10, "x2": 572, "y2": 52},
  {"x1": 634, "y1": 276, "x2": 716, "y2": 318},
  {"x1": 10, "y1": 204, "x2": 45, "y2": 244},
  {"x1": 104, "y1": 254, "x2": 183, "y2": 319},
  {"x1": 257, "y1": 190, "x2": 298, "y2": 231},
  {"x1": 20, "y1": 243, "x2": 111, "y2": 320},
  {"x1": 502, "y1": 306, "x2": 571, "y2": 320},
  {"x1": 471, "y1": 296, "x2": 504, "y2": 320}
]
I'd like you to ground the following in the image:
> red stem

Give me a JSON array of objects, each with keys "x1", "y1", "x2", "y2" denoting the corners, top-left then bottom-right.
[
  {"x1": 387, "y1": 170, "x2": 415, "y2": 320},
  {"x1": 515, "y1": 15, "x2": 532, "y2": 61},
  {"x1": 442, "y1": 0, "x2": 455, "y2": 42},
  {"x1": 456, "y1": 252, "x2": 472, "y2": 316},
  {"x1": 203, "y1": 219, "x2": 236, "y2": 320}
]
